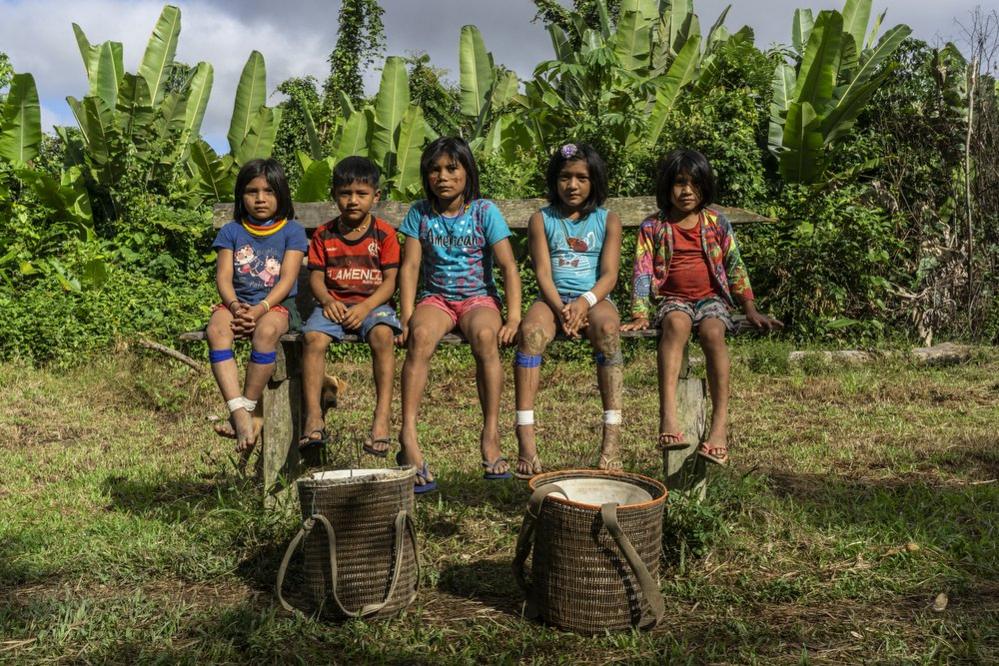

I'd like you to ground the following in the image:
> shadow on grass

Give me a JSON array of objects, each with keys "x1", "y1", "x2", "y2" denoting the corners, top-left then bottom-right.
[
  {"x1": 101, "y1": 471, "x2": 255, "y2": 524},
  {"x1": 436, "y1": 558, "x2": 523, "y2": 616}
]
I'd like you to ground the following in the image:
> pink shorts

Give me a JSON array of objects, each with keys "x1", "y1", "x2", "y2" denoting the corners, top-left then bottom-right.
[{"x1": 418, "y1": 294, "x2": 500, "y2": 326}]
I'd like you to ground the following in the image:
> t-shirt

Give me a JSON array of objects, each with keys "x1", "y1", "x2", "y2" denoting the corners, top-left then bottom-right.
[
  {"x1": 212, "y1": 218, "x2": 308, "y2": 304},
  {"x1": 399, "y1": 199, "x2": 511, "y2": 301},
  {"x1": 541, "y1": 205, "x2": 607, "y2": 296},
  {"x1": 662, "y1": 221, "x2": 717, "y2": 300},
  {"x1": 307, "y1": 216, "x2": 401, "y2": 304}
]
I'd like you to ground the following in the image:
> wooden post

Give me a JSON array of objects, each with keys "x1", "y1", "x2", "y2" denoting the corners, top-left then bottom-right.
[
  {"x1": 663, "y1": 345, "x2": 708, "y2": 500},
  {"x1": 261, "y1": 341, "x2": 303, "y2": 511}
]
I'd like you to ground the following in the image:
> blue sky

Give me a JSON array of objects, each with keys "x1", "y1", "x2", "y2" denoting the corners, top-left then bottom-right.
[{"x1": 0, "y1": 0, "x2": 988, "y2": 152}]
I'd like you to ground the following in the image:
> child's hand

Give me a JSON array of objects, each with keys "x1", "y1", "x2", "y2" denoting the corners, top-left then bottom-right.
[
  {"x1": 340, "y1": 302, "x2": 371, "y2": 331},
  {"x1": 498, "y1": 317, "x2": 521, "y2": 346},
  {"x1": 322, "y1": 299, "x2": 348, "y2": 323},
  {"x1": 621, "y1": 316, "x2": 650, "y2": 331},
  {"x1": 395, "y1": 313, "x2": 410, "y2": 346},
  {"x1": 561, "y1": 299, "x2": 589, "y2": 338},
  {"x1": 746, "y1": 310, "x2": 783, "y2": 331}
]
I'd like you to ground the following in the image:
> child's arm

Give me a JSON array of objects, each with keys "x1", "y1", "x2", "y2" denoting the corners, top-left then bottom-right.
[
  {"x1": 528, "y1": 212, "x2": 564, "y2": 315},
  {"x1": 720, "y1": 217, "x2": 782, "y2": 331},
  {"x1": 396, "y1": 236, "x2": 422, "y2": 345},
  {"x1": 340, "y1": 268, "x2": 398, "y2": 330},
  {"x1": 621, "y1": 219, "x2": 656, "y2": 331},
  {"x1": 493, "y1": 238, "x2": 522, "y2": 345},
  {"x1": 215, "y1": 249, "x2": 241, "y2": 313},
  {"x1": 309, "y1": 269, "x2": 348, "y2": 323},
  {"x1": 563, "y1": 211, "x2": 622, "y2": 336}
]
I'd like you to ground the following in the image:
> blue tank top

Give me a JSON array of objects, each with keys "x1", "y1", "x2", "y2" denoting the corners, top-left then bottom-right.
[{"x1": 542, "y1": 205, "x2": 607, "y2": 295}]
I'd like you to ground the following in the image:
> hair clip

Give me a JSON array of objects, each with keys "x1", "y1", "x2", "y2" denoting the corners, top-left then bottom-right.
[{"x1": 560, "y1": 143, "x2": 578, "y2": 158}]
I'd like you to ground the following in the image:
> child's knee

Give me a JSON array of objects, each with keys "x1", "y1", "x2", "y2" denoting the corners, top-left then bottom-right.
[
  {"x1": 470, "y1": 325, "x2": 498, "y2": 355},
  {"x1": 518, "y1": 322, "x2": 549, "y2": 354},
  {"x1": 408, "y1": 326, "x2": 438, "y2": 357},
  {"x1": 253, "y1": 321, "x2": 284, "y2": 346},
  {"x1": 303, "y1": 331, "x2": 331, "y2": 351},
  {"x1": 591, "y1": 319, "x2": 620, "y2": 347},
  {"x1": 697, "y1": 321, "x2": 727, "y2": 349},
  {"x1": 367, "y1": 325, "x2": 394, "y2": 350}
]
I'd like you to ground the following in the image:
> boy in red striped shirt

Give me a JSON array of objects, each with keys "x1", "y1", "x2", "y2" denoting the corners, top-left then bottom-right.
[{"x1": 300, "y1": 157, "x2": 402, "y2": 455}]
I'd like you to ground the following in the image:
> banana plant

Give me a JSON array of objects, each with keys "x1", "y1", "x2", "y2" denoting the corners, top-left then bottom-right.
[
  {"x1": 227, "y1": 50, "x2": 282, "y2": 165},
  {"x1": 66, "y1": 5, "x2": 214, "y2": 189},
  {"x1": 769, "y1": 0, "x2": 911, "y2": 183},
  {"x1": 0, "y1": 73, "x2": 41, "y2": 167},
  {"x1": 457, "y1": 24, "x2": 521, "y2": 155}
]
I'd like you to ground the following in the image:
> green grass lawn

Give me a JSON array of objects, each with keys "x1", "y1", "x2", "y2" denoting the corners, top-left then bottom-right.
[{"x1": 1, "y1": 341, "x2": 997, "y2": 664}]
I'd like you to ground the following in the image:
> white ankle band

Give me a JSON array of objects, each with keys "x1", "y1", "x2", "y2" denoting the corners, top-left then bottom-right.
[
  {"x1": 516, "y1": 410, "x2": 535, "y2": 426},
  {"x1": 227, "y1": 397, "x2": 256, "y2": 413},
  {"x1": 603, "y1": 410, "x2": 622, "y2": 425}
]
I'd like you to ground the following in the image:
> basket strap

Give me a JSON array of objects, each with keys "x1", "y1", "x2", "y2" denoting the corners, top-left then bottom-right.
[
  {"x1": 512, "y1": 483, "x2": 566, "y2": 617},
  {"x1": 600, "y1": 502, "x2": 666, "y2": 628},
  {"x1": 275, "y1": 510, "x2": 415, "y2": 618}
]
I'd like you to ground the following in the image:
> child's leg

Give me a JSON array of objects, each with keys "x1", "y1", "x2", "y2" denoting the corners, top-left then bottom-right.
[
  {"x1": 697, "y1": 317, "x2": 730, "y2": 461},
  {"x1": 301, "y1": 330, "x2": 333, "y2": 441},
  {"x1": 458, "y1": 306, "x2": 506, "y2": 474},
  {"x1": 657, "y1": 311, "x2": 693, "y2": 441},
  {"x1": 240, "y1": 311, "x2": 289, "y2": 452},
  {"x1": 586, "y1": 301, "x2": 623, "y2": 469},
  {"x1": 367, "y1": 324, "x2": 396, "y2": 451},
  {"x1": 206, "y1": 307, "x2": 250, "y2": 440},
  {"x1": 399, "y1": 304, "x2": 454, "y2": 477},
  {"x1": 513, "y1": 301, "x2": 557, "y2": 477}
]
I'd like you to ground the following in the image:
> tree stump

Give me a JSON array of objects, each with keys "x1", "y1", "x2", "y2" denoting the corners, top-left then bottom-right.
[{"x1": 662, "y1": 346, "x2": 708, "y2": 500}]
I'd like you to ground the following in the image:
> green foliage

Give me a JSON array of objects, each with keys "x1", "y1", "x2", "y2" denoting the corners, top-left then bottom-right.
[
  {"x1": 405, "y1": 53, "x2": 463, "y2": 138},
  {"x1": 323, "y1": 0, "x2": 385, "y2": 107}
]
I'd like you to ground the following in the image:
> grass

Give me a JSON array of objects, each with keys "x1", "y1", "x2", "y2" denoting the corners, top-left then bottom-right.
[{"x1": 1, "y1": 339, "x2": 997, "y2": 664}]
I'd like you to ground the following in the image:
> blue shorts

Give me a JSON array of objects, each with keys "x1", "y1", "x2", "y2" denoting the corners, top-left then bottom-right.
[{"x1": 303, "y1": 303, "x2": 402, "y2": 341}]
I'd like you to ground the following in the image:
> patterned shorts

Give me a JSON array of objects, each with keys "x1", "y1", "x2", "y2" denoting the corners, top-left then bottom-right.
[{"x1": 654, "y1": 296, "x2": 734, "y2": 333}]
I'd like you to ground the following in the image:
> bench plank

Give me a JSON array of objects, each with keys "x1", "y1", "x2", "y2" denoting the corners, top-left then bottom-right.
[{"x1": 211, "y1": 198, "x2": 774, "y2": 230}]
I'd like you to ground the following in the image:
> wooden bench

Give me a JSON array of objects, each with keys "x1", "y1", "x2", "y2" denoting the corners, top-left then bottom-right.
[{"x1": 182, "y1": 197, "x2": 771, "y2": 507}]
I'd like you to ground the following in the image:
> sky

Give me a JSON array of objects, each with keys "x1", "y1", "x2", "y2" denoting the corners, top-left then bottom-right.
[{"x1": 0, "y1": 0, "x2": 988, "y2": 152}]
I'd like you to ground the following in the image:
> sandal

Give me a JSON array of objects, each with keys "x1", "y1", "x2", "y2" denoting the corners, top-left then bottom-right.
[
  {"x1": 396, "y1": 451, "x2": 438, "y2": 494},
  {"x1": 482, "y1": 457, "x2": 513, "y2": 481},
  {"x1": 362, "y1": 436, "x2": 392, "y2": 458},
  {"x1": 598, "y1": 452, "x2": 623, "y2": 471},
  {"x1": 298, "y1": 428, "x2": 329, "y2": 452},
  {"x1": 657, "y1": 431, "x2": 687, "y2": 451},
  {"x1": 514, "y1": 455, "x2": 543, "y2": 480},
  {"x1": 697, "y1": 441, "x2": 729, "y2": 466}
]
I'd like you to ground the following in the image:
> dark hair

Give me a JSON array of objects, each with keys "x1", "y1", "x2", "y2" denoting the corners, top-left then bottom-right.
[
  {"x1": 655, "y1": 148, "x2": 715, "y2": 213},
  {"x1": 332, "y1": 155, "x2": 380, "y2": 192},
  {"x1": 420, "y1": 136, "x2": 480, "y2": 206},
  {"x1": 233, "y1": 158, "x2": 294, "y2": 221},
  {"x1": 545, "y1": 142, "x2": 608, "y2": 216}
]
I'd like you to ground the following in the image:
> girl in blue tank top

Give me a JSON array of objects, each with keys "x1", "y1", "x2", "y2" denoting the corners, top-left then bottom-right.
[{"x1": 513, "y1": 143, "x2": 624, "y2": 478}]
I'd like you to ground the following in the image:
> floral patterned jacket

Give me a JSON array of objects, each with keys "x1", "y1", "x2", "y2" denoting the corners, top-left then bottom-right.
[{"x1": 630, "y1": 207, "x2": 755, "y2": 319}]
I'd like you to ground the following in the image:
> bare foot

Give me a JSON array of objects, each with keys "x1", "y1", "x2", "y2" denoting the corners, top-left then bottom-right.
[{"x1": 233, "y1": 408, "x2": 259, "y2": 454}]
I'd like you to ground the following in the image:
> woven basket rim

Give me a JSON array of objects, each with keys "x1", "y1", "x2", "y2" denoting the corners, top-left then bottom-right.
[
  {"x1": 297, "y1": 465, "x2": 415, "y2": 489},
  {"x1": 527, "y1": 469, "x2": 667, "y2": 511}
]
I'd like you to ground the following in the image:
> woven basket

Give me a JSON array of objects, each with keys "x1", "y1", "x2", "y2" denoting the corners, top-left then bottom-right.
[
  {"x1": 276, "y1": 467, "x2": 420, "y2": 620},
  {"x1": 513, "y1": 469, "x2": 667, "y2": 633}
]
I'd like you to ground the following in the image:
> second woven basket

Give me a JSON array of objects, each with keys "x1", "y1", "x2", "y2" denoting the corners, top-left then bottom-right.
[{"x1": 513, "y1": 469, "x2": 667, "y2": 633}]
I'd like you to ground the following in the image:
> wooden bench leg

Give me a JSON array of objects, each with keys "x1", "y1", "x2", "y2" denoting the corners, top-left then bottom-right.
[
  {"x1": 663, "y1": 346, "x2": 708, "y2": 500},
  {"x1": 260, "y1": 341, "x2": 302, "y2": 510}
]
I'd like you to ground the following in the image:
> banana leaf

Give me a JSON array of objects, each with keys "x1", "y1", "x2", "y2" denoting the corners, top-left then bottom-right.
[
  {"x1": 93, "y1": 42, "x2": 121, "y2": 109},
  {"x1": 791, "y1": 9, "x2": 814, "y2": 55},
  {"x1": 822, "y1": 71, "x2": 885, "y2": 143},
  {"x1": 177, "y1": 62, "x2": 212, "y2": 153},
  {"x1": 780, "y1": 101, "x2": 823, "y2": 183},
  {"x1": 370, "y1": 56, "x2": 409, "y2": 165},
  {"x1": 228, "y1": 50, "x2": 267, "y2": 155},
  {"x1": 851, "y1": 24, "x2": 911, "y2": 87},
  {"x1": 235, "y1": 106, "x2": 281, "y2": 165},
  {"x1": 841, "y1": 0, "x2": 873, "y2": 60},
  {"x1": 459, "y1": 25, "x2": 494, "y2": 118},
  {"x1": 116, "y1": 73, "x2": 154, "y2": 143},
  {"x1": 612, "y1": 8, "x2": 653, "y2": 72},
  {"x1": 303, "y1": 104, "x2": 323, "y2": 160},
  {"x1": 392, "y1": 106, "x2": 426, "y2": 200},
  {"x1": 768, "y1": 63, "x2": 796, "y2": 156},
  {"x1": 865, "y1": 9, "x2": 887, "y2": 49},
  {"x1": 72, "y1": 24, "x2": 99, "y2": 79},
  {"x1": 705, "y1": 5, "x2": 732, "y2": 52},
  {"x1": 0, "y1": 73, "x2": 42, "y2": 166},
  {"x1": 138, "y1": 4, "x2": 181, "y2": 107},
  {"x1": 645, "y1": 34, "x2": 700, "y2": 146},
  {"x1": 82, "y1": 96, "x2": 114, "y2": 167},
  {"x1": 335, "y1": 108, "x2": 373, "y2": 162},
  {"x1": 793, "y1": 10, "x2": 842, "y2": 113},
  {"x1": 189, "y1": 140, "x2": 235, "y2": 203},
  {"x1": 294, "y1": 158, "x2": 333, "y2": 202}
]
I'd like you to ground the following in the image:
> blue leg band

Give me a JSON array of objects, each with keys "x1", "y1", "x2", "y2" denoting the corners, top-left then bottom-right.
[
  {"x1": 594, "y1": 351, "x2": 624, "y2": 366},
  {"x1": 209, "y1": 349, "x2": 234, "y2": 364},
  {"x1": 514, "y1": 352, "x2": 542, "y2": 368},
  {"x1": 249, "y1": 349, "x2": 277, "y2": 365}
]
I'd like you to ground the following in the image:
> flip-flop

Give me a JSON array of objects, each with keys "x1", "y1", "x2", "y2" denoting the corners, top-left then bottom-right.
[
  {"x1": 298, "y1": 428, "x2": 329, "y2": 452},
  {"x1": 657, "y1": 431, "x2": 687, "y2": 450},
  {"x1": 362, "y1": 436, "x2": 392, "y2": 458},
  {"x1": 396, "y1": 451, "x2": 437, "y2": 494},
  {"x1": 697, "y1": 442, "x2": 729, "y2": 466},
  {"x1": 482, "y1": 457, "x2": 513, "y2": 480},
  {"x1": 598, "y1": 452, "x2": 624, "y2": 471},
  {"x1": 513, "y1": 454, "x2": 543, "y2": 480}
]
